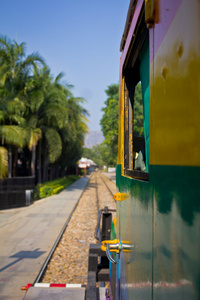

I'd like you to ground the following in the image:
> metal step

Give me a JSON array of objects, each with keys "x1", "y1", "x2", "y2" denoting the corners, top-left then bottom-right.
[{"x1": 97, "y1": 268, "x2": 109, "y2": 282}]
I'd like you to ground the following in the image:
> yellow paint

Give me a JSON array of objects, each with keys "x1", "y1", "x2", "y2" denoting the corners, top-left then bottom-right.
[
  {"x1": 101, "y1": 239, "x2": 131, "y2": 253},
  {"x1": 113, "y1": 217, "x2": 117, "y2": 231},
  {"x1": 114, "y1": 192, "x2": 129, "y2": 202},
  {"x1": 117, "y1": 76, "x2": 125, "y2": 175},
  {"x1": 145, "y1": 0, "x2": 156, "y2": 25},
  {"x1": 150, "y1": 0, "x2": 200, "y2": 166},
  {"x1": 129, "y1": 133, "x2": 133, "y2": 169}
]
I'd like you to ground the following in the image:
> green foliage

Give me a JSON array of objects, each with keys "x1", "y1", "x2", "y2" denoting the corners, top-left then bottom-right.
[
  {"x1": 83, "y1": 143, "x2": 111, "y2": 168},
  {"x1": 0, "y1": 125, "x2": 27, "y2": 148},
  {"x1": 80, "y1": 169, "x2": 85, "y2": 176},
  {"x1": 96, "y1": 82, "x2": 143, "y2": 169},
  {"x1": 35, "y1": 175, "x2": 79, "y2": 199},
  {"x1": 0, "y1": 35, "x2": 89, "y2": 179},
  {"x1": 133, "y1": 82, "x2": 144, "y2": 137},
  {"x1": 44, "y1": 128, "x2": 62, "y2": 163},
  {"x1": 100, "y1": 84, "x2": 119, "y2": 166},
  {"x1": 83, "y1": 83, "x2": 120, "y2": 168}
]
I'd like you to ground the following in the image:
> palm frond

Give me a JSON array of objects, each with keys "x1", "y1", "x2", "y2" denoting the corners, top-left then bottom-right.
[
  {"x1": 54, "y1": 72, "x2": 65, "y2": 84},
  {"x1": 0, "y1": 125, "x2": 27, "y2": 148},
  {"x1": 26, "y1": 115, "x2": 38, "y2": 129},
  {"x1": 73, "y1": 97, "x2": 87, "y2": 104},
  {"x1": 28, "y1": 90, "x2": 44, "y2": 112},
  {"x1": 0, "y1": 35, "x2": 12, "y2": 50},
  {"x1": 43, "y1": 104, "x2": 68, "y2": 129},
  {"x1": 0, "y1": 111, "x2": 5, "y2": 123},
  {"x1": 0, "y1": 146, "x2": 8, "y2": 178},
  {"x1": 14, "y1": 41, "x2": 26, "y2": 57},
  {"x1": 0, "y1": 98, "x2": 24, "y2": 114},
  {"x1": 23, "y1": 52, "x2": 45, "y2": 67},
  {"x1": 80, "y1": 116, "x2": 89, "y2": 133},
  {"x1": 28, "y1": 128, "x2": 42, "y2": 149},
  {"x1": 10, "y1": 115, "x2": 26, "y2": 126},
  {"x1": 44, "y1": 128, "x2": 62, "y2": 163}
]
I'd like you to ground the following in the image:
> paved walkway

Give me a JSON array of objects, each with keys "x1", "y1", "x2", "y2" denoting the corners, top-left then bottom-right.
[{"x1": 0, "y1": 176, "x2": 89, "y2": 300}]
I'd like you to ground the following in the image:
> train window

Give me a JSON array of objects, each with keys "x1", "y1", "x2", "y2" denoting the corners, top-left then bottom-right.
[{"x1": 124, "y1": 36, "x2": 149, "y2": 181}]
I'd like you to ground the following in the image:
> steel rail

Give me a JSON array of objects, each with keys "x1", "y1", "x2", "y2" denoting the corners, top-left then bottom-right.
[
  {"x1": 95, "y1": 172, "x2": 101, "y2": 242},
  {"x1": 94, "y1": 171, "x2": 116, "y2": 241},
  {"x1": 100, "y1": 172, "x2": 115, "y2": 198},
  {"x1": 33, "y1": 172, "x2": 114, "y2": 284}
]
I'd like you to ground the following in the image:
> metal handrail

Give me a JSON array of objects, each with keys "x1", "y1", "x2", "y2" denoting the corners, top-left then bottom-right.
[{"x1": 106, "y1": 244, "x2": 116, "y2": 264}]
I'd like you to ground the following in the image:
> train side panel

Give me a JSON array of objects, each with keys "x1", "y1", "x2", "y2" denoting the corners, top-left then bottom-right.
[
  {"x1": 116, "y1": 0, "x2": 200, "y2": 299},
  {"x1": 150, "y1": 0, "x2": 200, "y2": 299}
]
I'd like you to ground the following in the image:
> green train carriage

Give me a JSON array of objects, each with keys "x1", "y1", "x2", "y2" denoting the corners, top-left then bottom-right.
[{"x1": 102, "y1": 0, "x2": 200, "y2": 299}]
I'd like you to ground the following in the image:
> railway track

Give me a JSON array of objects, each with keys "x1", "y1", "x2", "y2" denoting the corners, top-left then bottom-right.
[
  {"x1": 95, "y1": 172, "x2": 116, "y2": 241},
  {"x1": 100, "y1": 172, "x2": 116, "y2": 198},
  {"x1": 34, "y1": 171, "x2": 116, "y2": 285}
]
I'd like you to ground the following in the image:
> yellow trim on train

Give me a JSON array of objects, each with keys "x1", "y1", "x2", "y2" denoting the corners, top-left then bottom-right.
[
  {"x1": 113, "y1": 216, "x2": 117, "y2": 231},
  {"x1": 117, "y1": 76, "x2": 125, "y2": 174}
]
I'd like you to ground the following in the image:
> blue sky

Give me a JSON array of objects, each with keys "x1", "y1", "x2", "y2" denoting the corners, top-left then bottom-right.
[{"x1": 0, "y1": 0, "x2": 130, "y2": 131}]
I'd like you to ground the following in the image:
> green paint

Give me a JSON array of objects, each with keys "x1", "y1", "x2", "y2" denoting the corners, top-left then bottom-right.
[
  {"x1": 150, "y1": 164, "x2": 200, "y2": 225},
  {"x1": 139, "y1": 37, "x2": 150, "y2": 172},
  {"x1": 116, "y1": 163, "x2": 200, "y2": 298},
  {"x1": 117, "y1": 163, "x2": 200, "y2": 225},
  {"x1": 111, "y1": 222, "x2": 116, "y2": 240}
]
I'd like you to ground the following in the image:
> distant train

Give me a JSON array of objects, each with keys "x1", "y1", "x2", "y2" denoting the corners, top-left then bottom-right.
[{"x1": 102, "y1": 0, "x2": 200, "y2": 299}]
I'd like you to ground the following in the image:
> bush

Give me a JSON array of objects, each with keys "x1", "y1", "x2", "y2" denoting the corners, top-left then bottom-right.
[
  {"x1": 80, "y1": 169, "x2": 85, "y2": 176},
  {"x1": 35, "y1": 175, "x2": 79, "y2": 200}
]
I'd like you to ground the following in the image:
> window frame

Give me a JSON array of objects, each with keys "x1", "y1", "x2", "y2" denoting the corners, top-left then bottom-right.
[{"x1": 123, "y1": 10, "x2": 149, "y2": 182}]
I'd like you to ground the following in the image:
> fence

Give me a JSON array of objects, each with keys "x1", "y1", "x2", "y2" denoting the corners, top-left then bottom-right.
[{"x1": 0, "y1": 177, "x2": 35, "y2": 210}]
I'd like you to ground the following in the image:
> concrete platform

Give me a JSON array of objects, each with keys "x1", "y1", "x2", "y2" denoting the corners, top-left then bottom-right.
[
  {"x1": 23, "y1": 287, "x2": 86, "y2": 300},
  {"x1": 0, "y1": 176, "x2": 89, "y2": 300},
  {"x1": 23, "y1": 286, "x2": 107, "y2": 300}
]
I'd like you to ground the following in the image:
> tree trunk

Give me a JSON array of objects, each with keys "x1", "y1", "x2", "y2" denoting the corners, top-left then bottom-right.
[
  {"x1": 12, "y1": 148, "x2": 18, "y2": 177},
  {"x1": 8, "y1": 147, "x2": 12, "y2": 178},
  {"x1": 38, "y1": 141, "x2": 42, "y2": 184},
  {"x1": 31, "y1": 145, "x2": 36, "y2": 177},
  {"x1": 60, "y1": 168, "x2": 65, "y2": 178},
  {"x1": 50, "y1": 165, "x2": 53, "y2": 181},
  {"x1": 55, "y1": 165, "x2": 59, "y2": 179},
  {"x1": 43, "y1": 147, "x2": 49, "y2": 183},
  {"x1": 44, "y1": 159, "x2": 49, "y2": 182},
  {"x1": 52, "y1": 165, "x2": 57, "y2": 181}
]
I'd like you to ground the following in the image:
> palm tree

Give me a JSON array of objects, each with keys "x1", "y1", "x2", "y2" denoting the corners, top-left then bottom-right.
[
  {"x1": 57, "y1": 96, "x2": 89, "y2": 175},
  {"x1": 0, "y1": 35, "x2": 44, "y2": 177},
  {"x1": 23, "y1": 66, "x2": 68, "y2": 182},
  {"x1": 0, "y1": 99, "x2": 27, "y2": 177},
  {"x1": 0, "y1": 35, "x2": 89, "y2": 181},
  {"x1": 37, "y1": 73, "x2": 68, "y2": 182},
  {"x1": 0, "y1": 35, "x2": 44, "y2": 99}
]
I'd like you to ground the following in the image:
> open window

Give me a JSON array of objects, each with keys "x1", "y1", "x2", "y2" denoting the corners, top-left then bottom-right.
[{"x1": 123, "y1": 14, "x2": 149, "y2": 181}]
